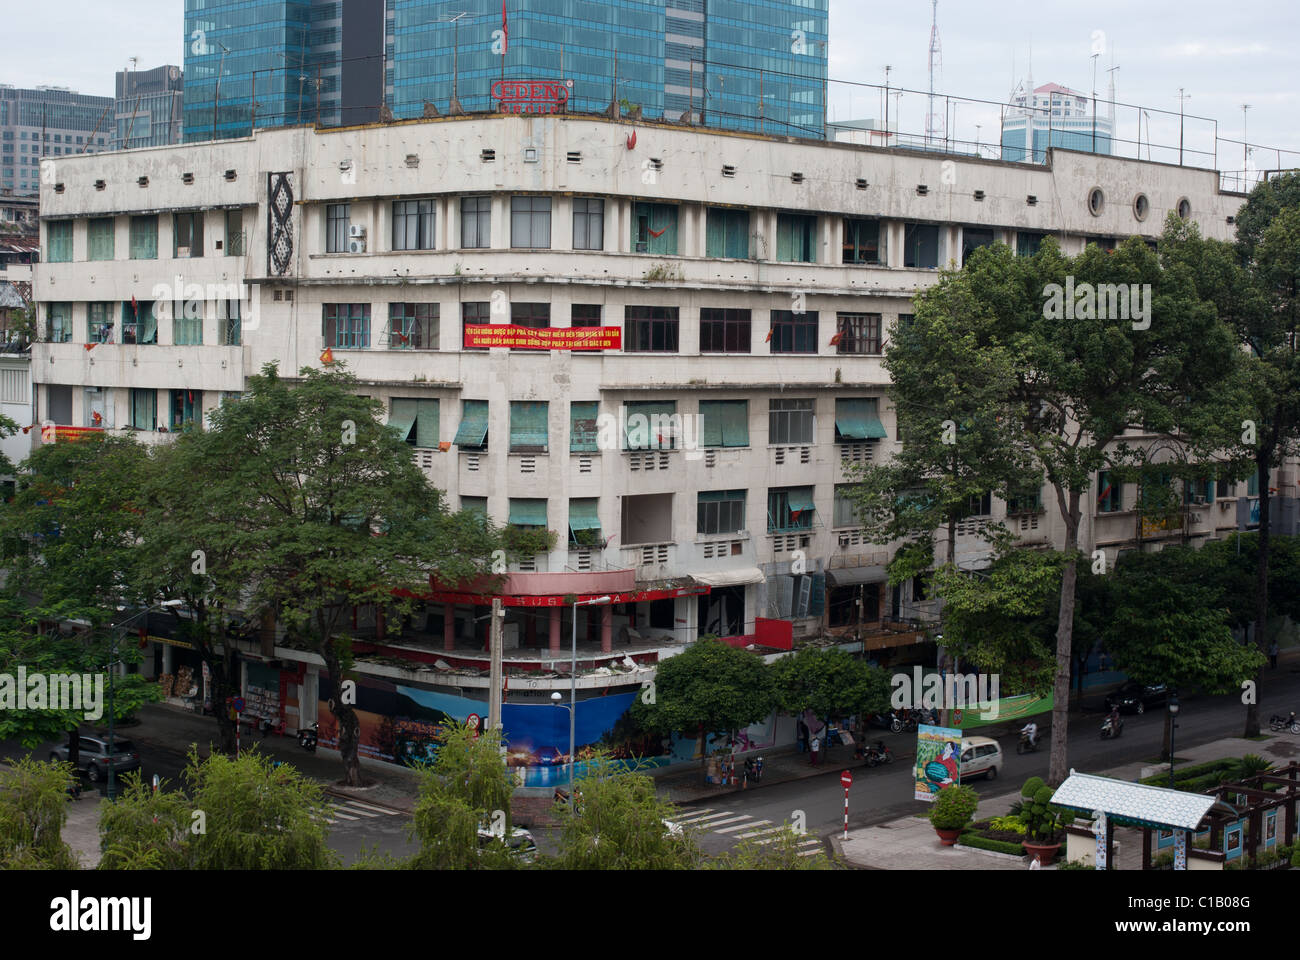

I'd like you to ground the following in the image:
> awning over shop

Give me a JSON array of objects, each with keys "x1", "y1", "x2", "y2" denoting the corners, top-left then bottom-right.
[
  {"x1": 836, "y1": 398, "x2": 888, "y2": 441},
  {"x1": 692, "y1": 567, "x2": 765, "y2": 587},
  {"x1": 825, "y1": 565, "x2": 889, "y2": 587},
  {"x1": 453, "y1": 400, "x2": 489, "y2": 447},
  {"x1": 388, "y1": 399, "x2": 417, "y2": 443},
  {"x1": 508, "y1": 499, "x2": 548, "y2": 527}
]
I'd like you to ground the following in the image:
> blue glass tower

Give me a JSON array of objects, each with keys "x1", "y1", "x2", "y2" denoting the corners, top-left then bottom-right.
[{"x1": 184, "y1": 0, "x2": 829, "y2": 141}]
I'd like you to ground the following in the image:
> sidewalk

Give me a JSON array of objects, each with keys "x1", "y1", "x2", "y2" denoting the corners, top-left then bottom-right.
[
  {"x1": 833, "y1": 732, "x2": 1299, "y2": 870},
  {"x1": 117, "y1": 701, "x2": 424, "y2": 812}
]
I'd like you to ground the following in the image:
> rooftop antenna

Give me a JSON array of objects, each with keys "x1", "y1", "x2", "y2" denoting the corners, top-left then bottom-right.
[
  {"x1": 925, "y1": 0, "x2": 944, "y2": 146},
  {"x1": 124, "y1": 57, "x2": 141, "y2": 148}
]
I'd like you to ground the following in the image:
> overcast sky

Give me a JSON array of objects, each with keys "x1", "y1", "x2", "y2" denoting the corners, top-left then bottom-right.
[{"x1": 3, "y1": 0, "x2": 1296, "y2": 170}]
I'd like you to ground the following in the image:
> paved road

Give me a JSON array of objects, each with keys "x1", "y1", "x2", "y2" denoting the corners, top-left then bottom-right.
[{"x1": 678, "y1": 668, "x2": 1300, "y2": 856}]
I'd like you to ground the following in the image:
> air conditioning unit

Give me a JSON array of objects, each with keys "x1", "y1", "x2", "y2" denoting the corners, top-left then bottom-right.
[
  {"x1": 348, "y1": 238, "x2": 367, "y2": 254},
  {"x1": 1192, "y1": 495, "x2": 1206, "y2": 505},
  {"x1": 348, "y1": 224, "x2": 366, "y2": 239}
]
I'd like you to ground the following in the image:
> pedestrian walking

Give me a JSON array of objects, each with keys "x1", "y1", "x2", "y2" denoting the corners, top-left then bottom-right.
[
  {"x1": 810, "y1": 734, "x2": 821, "y2": 766},
  {"x1": 1269, "y1": 641, "x2": 1279, "y2": 669}
]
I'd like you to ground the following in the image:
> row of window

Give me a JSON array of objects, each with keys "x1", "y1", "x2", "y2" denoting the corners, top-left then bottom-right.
[
  {"x1": 45, "y1": 209, "x2": 245, "y2": 262},
  {"x1": 322, "y1": 197, "x2": 1043, "y2": 269},
  {"x1": 1095, "y1": 471, "x2": 1258, "y2": 511},
  {"x1": 44, "y1": 386, "x2": 214, "y2": 432},
  {"x1": 44, "y1": 300, "x2": 241, "y2": 346},
  {"x1": 480, "y1": 484, "x2": 836, "y2": 545},
  {"x1": 321, "y1": 301, "x2": 897, "y2": 355},
  {"x1": 399, "y1": 396, "x2": 888, "y2": 453}
]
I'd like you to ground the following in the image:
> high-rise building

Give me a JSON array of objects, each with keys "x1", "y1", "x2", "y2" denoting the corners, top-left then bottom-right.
[
  {"x1": 113, "y1": 65, "x2": 185, "y2": 150},
  {"x1": 0, "y1": 85, "x2": 113, "y2": 196},
  {"x1": 183, "y1": 0, "x2": 829, "y2": 141},
  {"x1": 1002, "y1": 81, "x2": 1114, "y2": 163}
]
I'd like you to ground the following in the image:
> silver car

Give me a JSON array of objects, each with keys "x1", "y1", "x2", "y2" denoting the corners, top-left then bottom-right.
[{"x1": 49, "y1": 735, "x2": 141, "y2": 783}]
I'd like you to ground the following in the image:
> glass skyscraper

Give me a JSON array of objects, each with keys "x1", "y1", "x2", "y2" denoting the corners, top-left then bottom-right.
[{"x1": 184, "y1": 0, "x2": 828, "y2": 141}]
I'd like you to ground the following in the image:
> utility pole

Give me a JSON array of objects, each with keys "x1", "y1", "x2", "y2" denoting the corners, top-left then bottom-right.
[
  {"x1": 1090, "y1": 52, "x2": 1099, "y2": 153},
  {"x1": 1241, "y1": 103, "x2": 1251, "y2": 188},
  {"x1": 212, "y1": 40, "x2": 230, "y2": 142},
  {"x1": 488, "y1": 598, "x2": 504, "y2": 731},
  {"x1": 1176, "y1": 88, "x2": 1190, "y2": 165}
]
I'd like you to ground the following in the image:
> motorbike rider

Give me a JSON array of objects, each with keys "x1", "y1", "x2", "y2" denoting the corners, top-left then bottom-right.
[
  {"x1": 1108, "y1": 703, "x2": 1121, "y2": 733},
  {"x1": 1021, "y1": 720, "x2": 1039, "y2": 749}
]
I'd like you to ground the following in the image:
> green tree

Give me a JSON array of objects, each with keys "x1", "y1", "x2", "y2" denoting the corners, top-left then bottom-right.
[
  {"x1": 549, "y1": 756, "x2": 700, "y2": 870},
  {"x1": 409, "y1": 722, "x2": 518, "y2": 870},
  {"x1": 97, "y1": 772, "x2": 191, "y2": 870},
  {"x1": 182, "y1": 748, "x2": 339, "y2": 870},
  {"x1": 0, "y1": 757, "x2": 79, "y2": 869},
  {"x1": 172, "y1": 363, "x2": 499, "y2": 784},
  {"x1": 1103, "y1": 549, "x2": 1265, "y2": 759},
  {"x1": 631, "y1": 638, "x2": 776, "y2": 784},
  {"x1": 770, "y1": 647, "x2": 890, "y2": 722}
]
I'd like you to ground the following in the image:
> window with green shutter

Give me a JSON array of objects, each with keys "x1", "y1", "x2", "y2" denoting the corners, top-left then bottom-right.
[
  {"x1": 699, "y1": 400, "x2": 748, "y2": 448},
  {"x1": 568, "y1": 498, "x2": 603, "y2": 546},
  {"x1": 570, "y1": 401, "x2": 599, "y2": 452},
  {"x1": 624, "y1": 400, "x2": 677, "y2": 450},
  {"x1": 390, "y1": 398, "x2": 440, "y2": 448},
  {"x1": 705, "y1": 208, "x2": 749, "y2": 259},
  {"x1": 87, "y1": 218, "x2": 115, "y2": 260},
  {"x1": 453, "y1": 399, "x2": 488, "y2": 450},
  {"x1": 833, "y1": 485, "x2": 859, "y2": 528},
  {"x1": 768, "y1": 486, "x2": 815, "y2": 531},
  {"x1": 130, "y1": 215, "x2": 158, "y2": 259},
  {"x1": 633, "y1": 202, "x2": 678, "y2": 255},
  {"x1": 509, "y1": 401, "x2": 548, "y2": 452},
  {"x1": 173, "y1": 301, "x2": 203, "y2": 345},
  {"x1": 697, "y1": 489, "x2": 746, "y2": 535},
  {"x1": 47, "y1": 221, "x2": 72, "y2": 262},
  {"x1": 776, "y1": 214, "x2": 817, "y2": 263},
  {"x1": 508, "y1": 498, "x2": 548, "y2": 529},
  {"x1": 47, "y1": 303, "x2": 72, "y2": 342},
  {"x1": 834, "y1": 398, "x2": 888, "y2": 441},
  {"x1": 130, "y1": 388, "x2": 156, "y2": 430}
]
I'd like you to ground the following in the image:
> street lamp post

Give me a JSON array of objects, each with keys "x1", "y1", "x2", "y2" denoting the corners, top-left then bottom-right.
[
  {"x1": 1168, "y1": 693, "x2": 1181, "y2": 788},
  {"x1": 106, "y1": 600, "x2": 183, "y2": 801},
  {"x1": 559, "y1": 595, "x2": 612, "y2": 800}
]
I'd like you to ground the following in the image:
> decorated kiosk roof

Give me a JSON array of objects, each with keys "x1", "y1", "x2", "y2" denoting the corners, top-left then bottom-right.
[{"x1": 1051, "y1": 772, "x2": 1217, "y2": 831}]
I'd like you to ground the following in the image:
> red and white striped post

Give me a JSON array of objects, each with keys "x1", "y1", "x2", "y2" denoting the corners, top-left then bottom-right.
[{"x1": 841, "y1": 769, "x2": 853, "y2": 840}]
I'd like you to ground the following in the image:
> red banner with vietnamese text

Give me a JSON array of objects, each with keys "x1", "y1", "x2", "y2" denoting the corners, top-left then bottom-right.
[{"x1": 463, "y1": 324, "x2": 621, "y2": 350}]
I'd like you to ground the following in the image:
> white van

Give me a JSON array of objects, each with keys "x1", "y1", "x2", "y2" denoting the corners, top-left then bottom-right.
[{"x1": 960, "y1": 736, "x2": 1003, "y2": 782}]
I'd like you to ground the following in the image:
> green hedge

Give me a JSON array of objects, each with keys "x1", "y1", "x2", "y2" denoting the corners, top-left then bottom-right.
[
  {"x1": 1139, "y1": 758, "x2": 1237, "y2": 789},
  {"x1": 957, "y1": 833, "x2": 1026, "y2": 856}
]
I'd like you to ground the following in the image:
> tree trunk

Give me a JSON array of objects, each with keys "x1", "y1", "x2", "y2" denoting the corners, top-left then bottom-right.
[
  {"x1": 67, "y1": 730, "x2": 80, "y2": 770},
  {"x1": 1246, "y1": 449, "x2": 1272, "y2": 738},
  {"x1": 1049, "y1": 491, "x2": 1081, "y2": 787},
  {"x1": 697, "y1": 722, "x2": 708, "y2": 785}
]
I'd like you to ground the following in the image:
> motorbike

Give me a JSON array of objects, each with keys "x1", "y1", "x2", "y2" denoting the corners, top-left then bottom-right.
[
  {"x1": 1100, "y1": 715, "x2": 1124, "y2": 740},
  {"x1": 863, "y1": 741, "x2": 893, "y2": 767},
  {"x1": 1269, "y1": 712, "x2": 1300, "y2": 734},
  {"x1": 298, "y1": 721, "x2": 319, "y2": 752},
  {"x1": 887, "y1": 710, "x2": 920, "y2": 734},
  {"x1": 1016, "y1": 730, "x2": 1041, "y2": 754}
]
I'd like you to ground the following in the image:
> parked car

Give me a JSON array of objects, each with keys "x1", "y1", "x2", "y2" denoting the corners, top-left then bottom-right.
[
  {"x1": 959, "y1": 736, "x2": 1003, "y2": 781},
  {"x1": 49, "y1": 735, "x2": 141, "y2": 783},
  {"x1": 1104, "y1": 681, "x2": 1169, "y2": 715},
  {"x1": 477, "y1": 825, "x2": 537, "y2": 862}
]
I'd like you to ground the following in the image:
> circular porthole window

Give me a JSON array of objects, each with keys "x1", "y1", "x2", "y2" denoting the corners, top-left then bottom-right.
[
  {"x1": 1133, "y1": 193, "x2": 1150, "y2": 222},
  {"x1": 1177, "y1": 197, "x2": 1191, "y2": 220},
  {"x1": 1088, "y1": 187, "x2": 1105, "y2": 217}
]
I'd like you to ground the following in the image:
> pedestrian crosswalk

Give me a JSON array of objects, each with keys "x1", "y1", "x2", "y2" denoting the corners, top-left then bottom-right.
[
  {"x1": 671, "y1": 808, "x2": 824, "y2": 856},
  {"x1": 322, "y1": 798, "x2": 404, "y2": 824}
]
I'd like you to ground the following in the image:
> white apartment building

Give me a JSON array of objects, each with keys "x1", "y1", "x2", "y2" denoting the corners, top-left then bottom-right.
[{"x1": 32, "y1": 114, "x2": 1255, "y2": 681}]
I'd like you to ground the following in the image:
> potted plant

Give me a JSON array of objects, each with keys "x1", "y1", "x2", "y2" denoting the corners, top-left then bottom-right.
[
  {"x1": 1017, "y1": 777, "x2": 1065, "y2": 864},
  {"x1": 929, "y1": 784, "x2": 979, "y2": 845}
]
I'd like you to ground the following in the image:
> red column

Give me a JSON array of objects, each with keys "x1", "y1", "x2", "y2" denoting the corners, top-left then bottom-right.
[
  {"x1": 601, "y1": 604, "x2": 613, "y2": 653},
  {"x1": 443, "y1": 605, "x2": 456, "y2": 652},
  {"x1": 549, "y1": 607, "x2": 561, "y2": 654}
]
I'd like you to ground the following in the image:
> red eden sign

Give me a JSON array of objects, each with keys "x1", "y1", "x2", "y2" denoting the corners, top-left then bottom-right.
[{"x1": 493, "y1": 79, "x2": 571, "y2": 114}]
